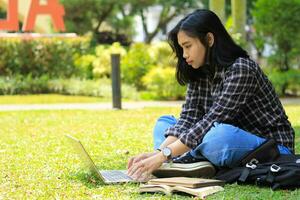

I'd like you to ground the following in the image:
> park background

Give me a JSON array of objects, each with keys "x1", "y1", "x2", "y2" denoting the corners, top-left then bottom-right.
[
  {"x1": 0, "y1": 0, "x2": 300, "y2": 100},
  {"x1": 0, "y1": 0, "x2": 300, "y2": 199}
]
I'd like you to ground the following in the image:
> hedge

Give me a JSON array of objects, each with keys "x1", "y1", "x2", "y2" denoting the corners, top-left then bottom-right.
[{"x1": 0, "y1": 36, "x2": 90, "y2": 78}]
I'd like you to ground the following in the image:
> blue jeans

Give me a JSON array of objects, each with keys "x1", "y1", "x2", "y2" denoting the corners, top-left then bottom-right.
[{"x1": 153, "y1": 115, "x2": 291, "y2": 167}]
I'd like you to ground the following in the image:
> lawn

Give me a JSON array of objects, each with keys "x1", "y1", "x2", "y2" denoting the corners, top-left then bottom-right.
[
  {"x1": 0, "y1": 94, "x2": 107, "y2": 104},
  {"x1": 0, "y1": 105, "x2": 299, "y2": 199}
]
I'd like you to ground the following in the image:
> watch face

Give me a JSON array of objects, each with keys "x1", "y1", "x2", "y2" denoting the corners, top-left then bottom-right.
[{"x1": 163, "y1": 147, "x2": 171, "y2": 157}]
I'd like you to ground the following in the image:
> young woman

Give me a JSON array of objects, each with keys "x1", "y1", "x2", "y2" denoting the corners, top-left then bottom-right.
[{"x1": 127, "y1": 9, "x2": 295, "y2": 181}]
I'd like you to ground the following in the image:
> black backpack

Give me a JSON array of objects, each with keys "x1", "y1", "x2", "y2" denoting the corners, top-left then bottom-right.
[{"x1": 215, "y1": 140, "x2": 300, "y2": 190}]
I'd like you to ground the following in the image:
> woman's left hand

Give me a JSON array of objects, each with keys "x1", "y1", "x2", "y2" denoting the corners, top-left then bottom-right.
[{"x1": 127, "y1": 152, "x2": 166, "y2": 181}]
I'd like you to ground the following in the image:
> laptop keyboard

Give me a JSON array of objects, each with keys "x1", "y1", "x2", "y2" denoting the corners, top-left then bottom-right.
[{"x1": 101, "y1": 170, "x2": 133, "y2": 182}]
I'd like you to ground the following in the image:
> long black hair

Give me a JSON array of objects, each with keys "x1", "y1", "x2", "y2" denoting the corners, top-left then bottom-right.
[{"x1": 168, "y1": 9, "x2": 249, "y2": 85}]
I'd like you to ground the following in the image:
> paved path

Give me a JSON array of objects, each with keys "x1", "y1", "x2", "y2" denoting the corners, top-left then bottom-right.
[{"x1": 0, "y1": 98, "x2": 299, "y2": 111}]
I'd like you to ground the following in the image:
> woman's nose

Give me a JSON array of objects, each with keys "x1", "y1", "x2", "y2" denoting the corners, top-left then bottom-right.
[{"x1": 183, "y1": 51, "x2": 188, "y2": 59}]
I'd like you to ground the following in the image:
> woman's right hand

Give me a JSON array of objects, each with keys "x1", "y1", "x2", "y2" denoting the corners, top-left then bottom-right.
[{"x1": 127, "y1": 152, "x2": 158, "y2": 169}]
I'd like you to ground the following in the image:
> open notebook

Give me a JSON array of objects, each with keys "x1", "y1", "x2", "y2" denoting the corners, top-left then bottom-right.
[
  {"x1": 148, "y1": 177, "x2": 225, "y2": 188},
  {"x1": 140, "y1": 184, "x2": 224, "y2": 198},
  {"x1": 139, "y1": 177, "x2": 225, "y2": 198}
]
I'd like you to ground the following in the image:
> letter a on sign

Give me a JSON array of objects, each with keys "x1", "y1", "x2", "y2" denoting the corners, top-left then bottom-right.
[
  {"x1": 23, "y1": 0, "x2": 65, "y2": 32},
  {"x1": 0, "y1": 0, "x2": 19, "y2": 31}
]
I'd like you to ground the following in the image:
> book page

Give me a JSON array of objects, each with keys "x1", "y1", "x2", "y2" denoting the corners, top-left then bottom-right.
[
  {"x1": 139, "y1": 184, "x2": 172, "y2": 196},
  {"x1": 148, "y1": 177, "x2": 224, "y2": 188},
  {"x1": 139, "y1": 184, "x2": 224, "y2": 198},
  {"x1": 173, "y1": 186, "x2": 224, "y2": 198}
]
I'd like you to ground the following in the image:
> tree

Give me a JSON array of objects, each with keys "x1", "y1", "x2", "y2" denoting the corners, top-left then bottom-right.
[
  {"x1": 231, "y1": 0, "x2": 246, "y2": 42},
  {"x1": 139, "y1": 0, "x2": 204, "y2": 43},
  {"x1": 252, "y1": 0, "x2": 300, "y2": 71},
  {"x1": 61, "y1": 0, "x2": 138, "y2": 44},
  {"x1": 209, "y1": 0, "x2": 226, "y2": 24},
  {"x1": 61, "y1": 0, "x2": 207, "y2": 44},
  {"x1": 0, "y1": 7, "x2": 5, "y2": 18}
]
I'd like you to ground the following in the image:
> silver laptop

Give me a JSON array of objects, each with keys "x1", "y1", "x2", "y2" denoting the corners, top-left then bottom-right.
[{"x1": 65, "y1": 134, "x2": 135, "y2": 184}]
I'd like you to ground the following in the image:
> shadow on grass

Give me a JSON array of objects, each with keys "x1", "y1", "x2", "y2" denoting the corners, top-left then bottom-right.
[
  {"x1": 66, "y1": 170, "x2": 106, "y2": 188},
  {"x1": 66, "y1": 168, "x2": 136, "y2": 189}
]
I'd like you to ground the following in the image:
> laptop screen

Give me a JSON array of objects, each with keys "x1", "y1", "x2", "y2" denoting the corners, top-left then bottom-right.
[{"x1": 65, "y1": 135, "x2": 103, "y2": 180}]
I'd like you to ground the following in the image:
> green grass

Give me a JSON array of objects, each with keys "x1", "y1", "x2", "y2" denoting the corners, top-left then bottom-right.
[
  {"x1": 0, "y1": 105, "x2": 299, "y2": 199},
  {"x1": 0, "y1": 94, "x2": 108, "y2": 104}
]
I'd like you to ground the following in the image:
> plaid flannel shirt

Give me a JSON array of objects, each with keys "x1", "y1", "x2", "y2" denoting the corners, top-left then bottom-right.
[{"x1": 165, "y1": 57, "x2": 295, "y2": 153}]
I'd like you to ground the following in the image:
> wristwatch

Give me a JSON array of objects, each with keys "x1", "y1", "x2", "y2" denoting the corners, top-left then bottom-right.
[{"x1": 161, "y1": 147, "x2": 172, "y2": 161}]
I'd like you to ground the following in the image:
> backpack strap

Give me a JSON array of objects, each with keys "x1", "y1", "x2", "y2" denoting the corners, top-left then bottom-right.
[
  {"x1": 276, "y1": 154, "x2": 300, "y2": 162},
  {"x1": 215, "y1": 167, "x2": 244, "y2": 183},
  {"x1": 238, "y1": 160, "x2": 258, "y2": 182},
  {"x1": 238, "y1": 168, "x2": 251, "y2": 182},
  {"x1": 265, "y1": 164, "x2": 280, "y2": 183},
  {"x1": 234, "y1": 139, "x2": 279, "y2": 167}
]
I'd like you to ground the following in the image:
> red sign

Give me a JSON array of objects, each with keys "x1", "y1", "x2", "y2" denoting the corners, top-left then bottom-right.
[{"x1": 0, "y1": 0, "x2": 65, "y2": 32}]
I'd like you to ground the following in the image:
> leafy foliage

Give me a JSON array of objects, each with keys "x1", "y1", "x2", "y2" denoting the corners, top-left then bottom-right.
[
  {"x1": 61, "y1": 0, "x2": 204, "y2": 43},
  {"x1": 0, "y1": 37, "x2": 90, "y2": 78},
  {"x1": 252, "y1": 0, "x2": 300, "y2": 70},
  {"x1": 73, "y1": 54, "x2": 96, "y2": 79},
  {"x1": 266, "y1": 69, "x2": 300, "y2": 97},
  {"x1": 48, "y1": 78, "x2": 139, "y2": 100},
  {"x1": 122, "y1": 43, "x2": 154, "y2": 89},
  {"x1": 91, "y1": 43, "x2": 127, "y2": 78},
  {"x1": 0, "y1": 76, "x2": 138, "y2": 100},
  {"x1": 138, "y1": 0, "x2": 203, "y2": 43},
  {"x1": 142, "y1": 67, "x2": 186, "y2": 100},
  {"x1": 61, "y1": 0, "x2": 138, "y2": 43}
]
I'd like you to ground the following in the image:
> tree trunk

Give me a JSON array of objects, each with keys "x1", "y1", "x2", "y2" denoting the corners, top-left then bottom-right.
[
  {"x1": 140, "y1": 9, "x2": 149, "y2": 37},
  {"x1": 209, "y1": 0, "x2": 226, "y2": 24},
  {"x1": 283, "y1": 52, "x2": 290, "y2": 71},
  {"x1": 142, "y1": 6, "x2": 176, "y2": 44},
  {"x1": 231, "y1": 0, "x2": 246, "y2": 41},
  {"x1": 93, "y1": 4, "x2": 115, "y2": 34}
]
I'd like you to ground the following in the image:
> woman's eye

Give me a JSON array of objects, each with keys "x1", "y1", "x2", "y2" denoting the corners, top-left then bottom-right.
[{"x1": 185, "y1": 45, "x2": 191, "y2": 49}]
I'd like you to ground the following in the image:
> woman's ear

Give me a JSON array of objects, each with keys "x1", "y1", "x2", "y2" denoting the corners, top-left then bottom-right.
[{"x1": 207, "y1": 32, "x2": 214, "y2": 47}]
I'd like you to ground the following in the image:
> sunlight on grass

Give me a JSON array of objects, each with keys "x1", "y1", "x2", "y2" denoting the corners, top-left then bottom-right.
[
  {"x1": 0, "y1": 94, "x2": 108, "y2": 104},
  {"x1": 285, "y1": 105, "x2": 300, "y2": 126},
  {"x1": 0, "y1": 106, "x2": 299, "y2": 199}
]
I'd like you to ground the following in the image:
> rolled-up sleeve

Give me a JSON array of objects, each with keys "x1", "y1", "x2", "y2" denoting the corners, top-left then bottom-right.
[
  {"x1": 164, "y1": 78, "x2": 209, "y2": 138},
  {"x1": 179, "y1": 65, "x2": 258, "y2": 149}
]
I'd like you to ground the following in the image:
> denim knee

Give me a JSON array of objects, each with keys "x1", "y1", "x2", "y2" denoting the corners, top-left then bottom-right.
[
  {"x1": 153, "y1": 115, "x2": 177, "y2": 150},
  {"x1": 197, "y1": 122, "x2": 264, "y2": 167},
  {"x1": 199, "y1": 123, "x2": 235, "y2": 166},
  {"x1": 201, "y1": 122, "x2": 240, "y2": 146}
]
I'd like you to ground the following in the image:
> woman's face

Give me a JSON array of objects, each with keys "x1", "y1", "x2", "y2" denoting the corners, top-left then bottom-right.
[{"x1": 177, "y1": 30, "x2": 206, "y2": 69}]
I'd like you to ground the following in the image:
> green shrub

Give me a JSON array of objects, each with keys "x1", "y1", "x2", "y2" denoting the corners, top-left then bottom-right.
[
  {"x1": 48, "y1": 78, "x2": 108, "y2": 97},
  {"x1": 0, "y1": 75, "x2": 50, "y2": 95},
  {"x1": 142, "y1": 67, "x2": 186, "y2": 100},
  {"x1": 148, "y1": 42, "x2": 176, "y2": 67},
  {"x1": 0, "y1": 76, "x2": 139, "y2": 100},
  {"x1": 122, "y1": 43, "x2": 154, "y2": 90},
  {"x1": 0, "y1": 37, "x2": 90, "y2": 78},
  {"x1": 92, "y1": 42, "x2": 127, "y2": 78},
  {"x1": 90, "y1": 41, "x2": 177, "y2": 93},
  {"x1": 73, "y1": 54, "x2": 96, "y2": 79},
  {"x1": 266, "y1": 69, "x2": 300, "y2": 96},
  {"x1": 48, "y1": 78, "x2": 139, "y2": 100},
  {"x1": 0, "y1": 40, "x2": 190, "y2": 100},
  {"x1": 252, "y1": 0, "x2": 300, "y2": 71}
]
